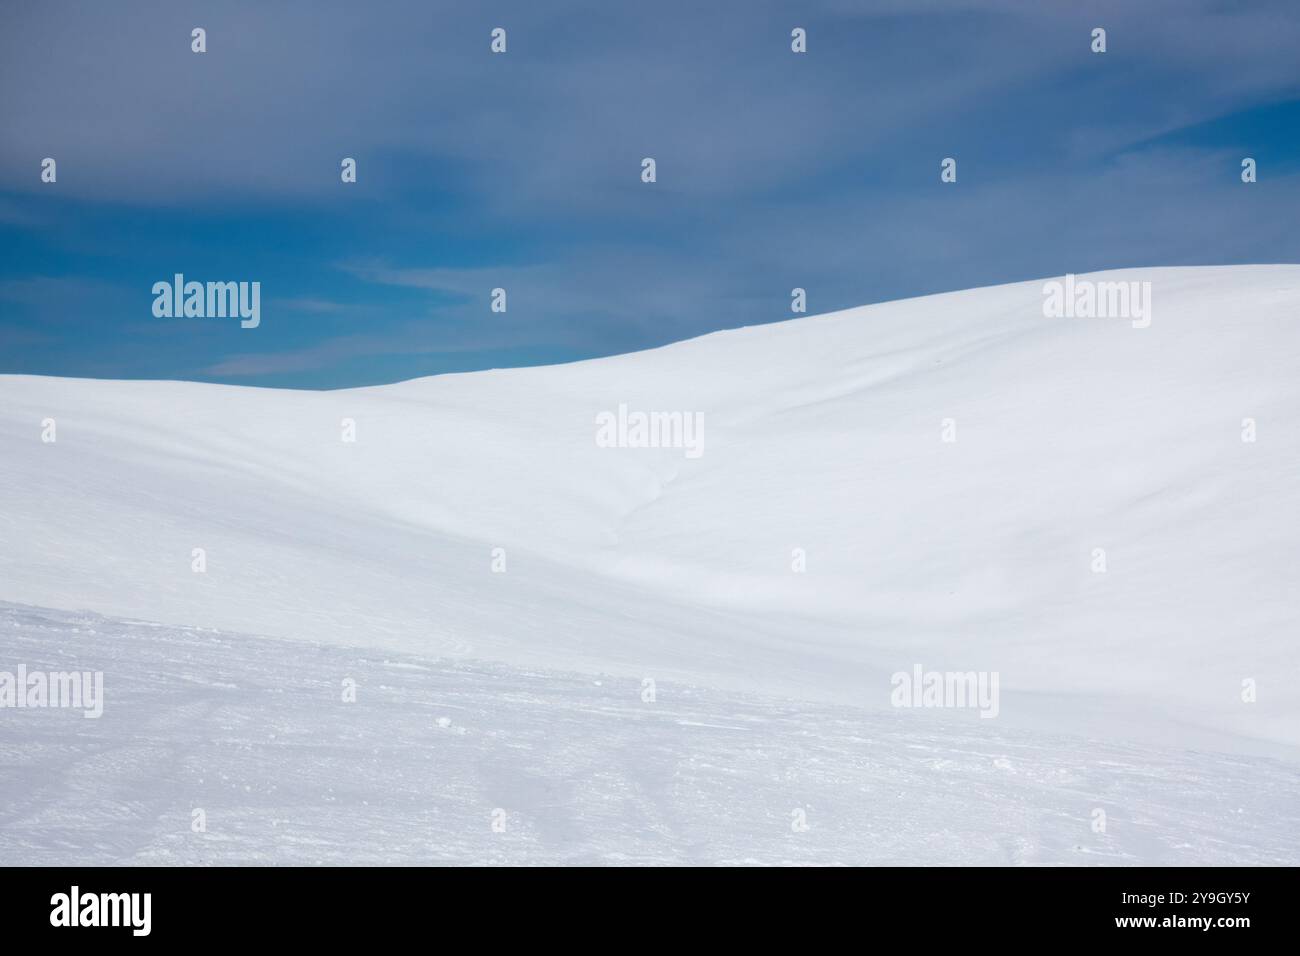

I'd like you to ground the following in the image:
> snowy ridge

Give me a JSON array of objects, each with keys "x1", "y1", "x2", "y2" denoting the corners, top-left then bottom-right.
[{"x1": 2, "y1": 266, "x2": 1299, "y2": 763}]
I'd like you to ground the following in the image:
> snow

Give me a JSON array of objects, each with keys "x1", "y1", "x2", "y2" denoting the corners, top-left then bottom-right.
[
  {"x1": 2, "y1": 265, "x2": 1298, "y2": 863},
  {"x1": 2, "y1": 603, "x2": 1296, "y2": 865}
]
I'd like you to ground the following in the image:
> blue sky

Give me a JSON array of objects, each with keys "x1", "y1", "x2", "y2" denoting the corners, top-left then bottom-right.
[{"x1": 2, "y1": 0, "x2": 1298, "y2": 388}]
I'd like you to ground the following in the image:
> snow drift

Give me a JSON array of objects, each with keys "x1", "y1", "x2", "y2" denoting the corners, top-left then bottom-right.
[{"x1": 2, "y1": 266, "x2": 1299, "y2": 757}]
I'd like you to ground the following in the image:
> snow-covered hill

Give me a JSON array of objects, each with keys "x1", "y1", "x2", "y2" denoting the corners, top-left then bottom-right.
[{"x1": 2, "y1": 266, "x2": 1299, "y2": 863}]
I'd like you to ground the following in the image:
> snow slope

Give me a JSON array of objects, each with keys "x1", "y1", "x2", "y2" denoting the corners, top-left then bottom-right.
[
  {"x1": 4, "y1": 603, "x2": 1297, "y2": 865},
  {"x1": 2, "y1": 265, "x2": 1299, "y2": 771}
]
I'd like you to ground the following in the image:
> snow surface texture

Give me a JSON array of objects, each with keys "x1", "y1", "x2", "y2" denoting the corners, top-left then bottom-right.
[
  {"x1": 2, "y1": 603, "x2": 1297, "y2": 865},
  {"x1": 1, "y1": 266, "x2": 1298, "y2": 864}
]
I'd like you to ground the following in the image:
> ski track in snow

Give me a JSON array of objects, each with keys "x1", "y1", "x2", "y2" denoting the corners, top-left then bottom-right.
[{"x1": 2, "y1": 603, "x2": 1296, "y2": 866}]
